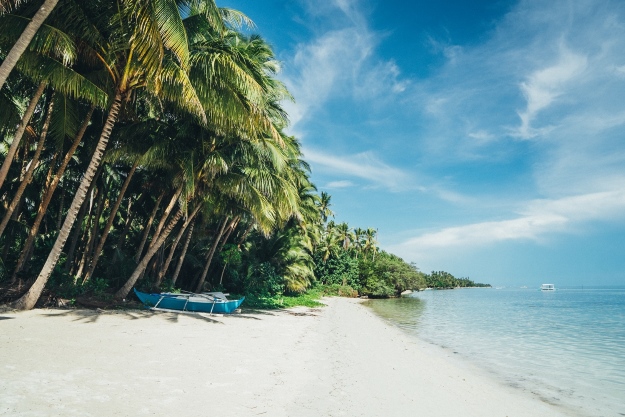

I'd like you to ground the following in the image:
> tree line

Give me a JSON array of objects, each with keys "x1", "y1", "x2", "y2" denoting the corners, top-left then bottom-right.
[{"x1": 424, "y1": 271, "x2": 491, "y2": 289}]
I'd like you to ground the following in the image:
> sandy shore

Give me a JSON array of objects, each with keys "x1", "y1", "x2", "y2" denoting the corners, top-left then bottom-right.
[{"x1": 1, "y1": 297, "x2": 574, "y2": 417}]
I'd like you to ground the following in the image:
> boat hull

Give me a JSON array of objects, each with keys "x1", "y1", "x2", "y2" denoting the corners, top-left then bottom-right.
[{"x1": 134, "y1": 289, "x2": 244, "y2": 314}]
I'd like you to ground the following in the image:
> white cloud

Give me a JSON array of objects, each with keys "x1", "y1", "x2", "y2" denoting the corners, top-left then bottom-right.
[
  {"x1": 467, "y1": 130, "x2": 495, "y2": 144},
  {"x1": 281, "y1": 0, "x2": 408, "y2": 131},
  {"x1": 514, "y1": 47, "x2": 588, "y2": 139},
  {"x1": 303, "y1": 147, "x2": 413, "y2": 191},
  {"x1": 389, "y1": 188, "x2": 625, "y2": 260},
  {"x1": 613, "y1": 65, "x2": 625, "y2": 76},
  {"x1": 325, "y1": 180, "x2": 354, "y2": 188}
]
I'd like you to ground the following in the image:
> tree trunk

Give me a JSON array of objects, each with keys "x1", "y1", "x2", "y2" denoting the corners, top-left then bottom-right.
[
  {"x1": 141, "y1": 186, "x2": 182, "y2": 257},
  {"x1": 171, "y1": 220, "x2": 195, "y2": 286},
  {"x1": 83, "y1": 160, "x2": 139, "y2": 283},
  {"x1": 115, "y1": 193, "x2": 143, "y2": 250},
  {"x1": 133, "y1": 191, "x2": 164, "y2": 263},
  {"x1": 75, "y1": 181, "x2": 106, "y2": 279},
  {"x1": 218, "y1": 216, "x2": 239, "y2": 253},
  {"x1": 56, "y1": 189, "x2": 65, "y2": 230},
  {"x1": 0, "y1": 96, "x2": 54, "y2": 237},
  {"x1": 0, "y1": 82, "x2": 46, "y2": 190},
  {"x1": 64, "y1": 193, "x2": 87, "y2": 274},
  {"x1": 10, "y1": 90, "x2": 123, "y2": 310},
  {"x1": 219, "y1": 262, "x2": 228, "y2": 286},
  {"x1": 155, "y1": 204, "x2": 201, "y2": 287},
  {"x1": 0, "y1": 0, "x2": 59, "y2": 89},
  {"x1": 11, "y1": 106, "x2": 94, "y2": 278},
  {"x1": 115, "y1": 209, "x2": 183, "y2": 300},
  {"x1": 237, "y1": 222, "x2": 254, "y2": 246},
  {"x1": 216, "y1": 217, "x2": 239, "y2": 286},
  {"x1": 64, "y1": 164, "x2": 103, "y2": 275},
  {"x1": 195, "y1": 217, "x2": 229, "y2": 293}
]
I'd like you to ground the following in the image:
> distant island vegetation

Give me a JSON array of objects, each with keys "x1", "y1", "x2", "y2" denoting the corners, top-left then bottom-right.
[
  {"x1": 424, "y1": 271, "x2": 491, "y2": 290},
  {"x1": 0, "y1": 1, "x2": 487, "y2": 310}
]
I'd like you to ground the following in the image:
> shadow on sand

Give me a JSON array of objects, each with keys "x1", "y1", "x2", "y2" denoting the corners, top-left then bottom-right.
[{"x1": 41, "y1": 308, "x2": 227, "y2": 324}]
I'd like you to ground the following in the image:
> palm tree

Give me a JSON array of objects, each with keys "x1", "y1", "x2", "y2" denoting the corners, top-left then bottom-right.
[
  {"x1": 335, "y1": 222, "x2": 354, "y2": 251},
  {"x1": 0, "y1": 92, "x2": 54, "y2": 237},
  {"x1": 352, "y1": 227, "x2": 365, "y2": 258},
  {"x1": 364, "y1": 227, "x2": 378, "y2": 260},
  {"x1": 11, "y1": 0, "x2": 207, "y2": 310},
  {"x1": 0, "y1": 81, "x2": 45, "y2": 190},
  {"x1": 318, "y1": 225, "x2": 341, "y2": 262},
  {"x1": 9, "y1": 104, "x2": 95, "y2": 280},
  {"x1": 0, "y1": 0, "x2": 60, "y2": 90},
  {"x1": 318, "y1": 191, "x2": 334, "y2": 224}
]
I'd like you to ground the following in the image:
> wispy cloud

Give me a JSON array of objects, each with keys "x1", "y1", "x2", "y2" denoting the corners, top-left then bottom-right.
[
  {"x1": 281, "y1": 0, "x2": 408, "y2": 131},
  {"x1": 514, "y1": 46, "x2": 587, "y2": 139},
  {"x1": 303, "y1": 147, "x2": 412, "y2": 191},
  {"x1": 325, "y1": 180, "x2": 354, "y2": 189},
  {"x1": 389, "y1": 188, "x2": 625, "y2": 259}
]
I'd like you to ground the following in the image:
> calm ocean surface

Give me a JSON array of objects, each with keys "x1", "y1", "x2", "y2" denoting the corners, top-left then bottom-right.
[{"x1": 364, "y1": 287, "x2": 625, "y2": 417}]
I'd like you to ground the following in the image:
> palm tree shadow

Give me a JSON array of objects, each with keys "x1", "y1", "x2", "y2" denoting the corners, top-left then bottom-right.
[
  {"x1": 224, "y1": 314, "x2": 261, "y2": 320},
  {"x1": 0, "y1": 316, "x2": 15, "y2": 320},
  {"x1": 239, "y1": 308, "x2": 276, "y2": 316},
  {"x1": 41, "y1": 308, "x2": 223, "y2": 324}
]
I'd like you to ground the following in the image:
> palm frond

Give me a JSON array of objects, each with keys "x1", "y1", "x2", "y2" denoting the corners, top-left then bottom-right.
[
  {"x1": 16, "y1": 50, "x2": 109, "y2": 107},
  {"x1": 151, "y1": 0, "x2": 189, "y2": 69}
]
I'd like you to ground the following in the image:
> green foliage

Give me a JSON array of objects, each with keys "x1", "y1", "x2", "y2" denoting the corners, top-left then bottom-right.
[
  {"x1": 245, "y1": 262, "x2": 284, "y2": 298},
  {"x1": 358, "y1": 251, "x2": 426, "y2": 297},
  {"x1": 242, "y1": 288, "x2": 325, "y2": 309},
  {"x1": 425, "y1": 271, "x2": 491, "y2": 289},
  {"x1": 314, "y1": 283, "x2": 359, "y2": 298},
  {"x1": 313, "y1": 250, "x2": 360, "y2": 290},
  {"x1": 220, "y1": 244, "x2": 241, "y2": 266},
  {"x1": 46, "y1": 269, "x2": 111, "y2": 300}
]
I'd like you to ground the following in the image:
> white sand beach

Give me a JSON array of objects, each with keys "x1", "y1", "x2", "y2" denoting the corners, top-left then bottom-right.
[{"x1": 0, "y1": 297, "x2": 575, "y2": 417}]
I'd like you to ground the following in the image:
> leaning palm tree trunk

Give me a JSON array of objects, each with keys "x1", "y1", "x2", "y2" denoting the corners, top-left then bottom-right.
[
  {"x1": 75, "y1": 179, "x2": 107, "y2": 279},
  {"x1": 116, "y1": 194, "x2": 144, "y2": 250},
  {"x1": 155, "y1": 204, "x2": 201, "y2": 287},
  {"x1": 171, "y1": 219, "x2": 195, "y2": 286},
  {"x1": 11, "y1": 106, "x2": 94, "y2": 278},
  {"x1": 139, "y1": 186, "x2": 182, "y2": 259},
  {"x1": 82, "y1": 160, "x2": 139, "y2": 283},
  {"x1": 195, "y1": 217, "x2": 229, "y2": 293},
  {"x1": 0, "y1": 81, "x2": 46, "y2": 190},
  {"x1": 10, "y1": 90, "x2": 123, "y2": 310},
  {"x1": 64, "y1": 164, "x2": 103, "y2": 274},
  {"x1": 218, "y1": 216, "x2": 239, "y2": 253},
  {"x1": 0, "y1": 96, "x2": 54, "y2": 237},
  {"x1": 115, "y1": 208, "x2": 184, "y2": 300},
  {"x1": 133, "y1": 192, "x2": 164, "y2": 263},
  {"x1": 0, "y1": 0, "x2": 59, "y2": 90}
]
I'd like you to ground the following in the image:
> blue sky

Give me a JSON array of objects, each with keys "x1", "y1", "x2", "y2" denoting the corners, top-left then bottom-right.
[{"x1": 221, "y1": 0, "x2": 625, "y2": 287}]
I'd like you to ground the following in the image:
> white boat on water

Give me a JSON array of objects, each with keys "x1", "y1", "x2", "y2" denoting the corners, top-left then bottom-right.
[{"x1": 541, "y1": 284, "x2": 556, "y2": 291}]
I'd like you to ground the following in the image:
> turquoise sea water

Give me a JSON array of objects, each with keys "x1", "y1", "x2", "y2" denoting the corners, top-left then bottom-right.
[{"x1": 364, "y1": 287, "x2": 625, "y2": 417}]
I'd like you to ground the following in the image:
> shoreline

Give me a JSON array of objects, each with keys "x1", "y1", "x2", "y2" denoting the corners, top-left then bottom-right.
[{"x1": 1, "y1": 298, "x2": 575, "y2": 416}]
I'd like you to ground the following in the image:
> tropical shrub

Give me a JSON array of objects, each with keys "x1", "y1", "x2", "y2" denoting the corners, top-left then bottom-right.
[
  {"x1": 358, "y1": 251, "x2": 426, "y2": 297},
  {"x1": 313, "y1": 250, "x2": 360, "y2": 290}
]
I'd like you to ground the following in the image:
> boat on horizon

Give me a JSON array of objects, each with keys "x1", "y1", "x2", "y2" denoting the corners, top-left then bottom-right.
[
  {"x1": 134, "y1": 288, "x2": 244, "y2": 314},
  {"x1": 540, "y1": 284, "x2": 556, "y2": 291}
]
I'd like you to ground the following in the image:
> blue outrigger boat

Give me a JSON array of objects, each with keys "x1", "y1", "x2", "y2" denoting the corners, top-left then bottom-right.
[{"x1": 134, "y1": 289, "x2": 244, "y2": 314}]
